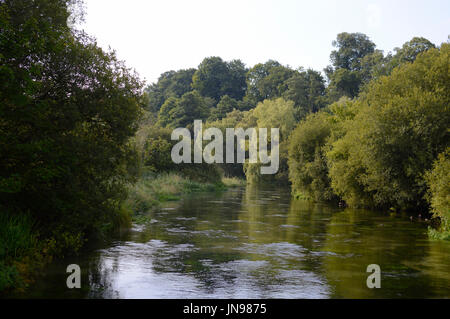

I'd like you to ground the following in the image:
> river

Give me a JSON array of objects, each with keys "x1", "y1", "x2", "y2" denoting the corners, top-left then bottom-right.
[{"x1": 18, "y1": 185, "x2": 450, "y2": 298}]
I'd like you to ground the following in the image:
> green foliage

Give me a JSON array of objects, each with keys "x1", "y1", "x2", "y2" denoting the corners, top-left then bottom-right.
[
  {"x1": 209, "y1": 95, "x2": 239, "y2": 121},
  {"x1": 283, "y1": 68, "x2": 326, "y2": 120},
  {"x1": 244, "y1": 98, "x2": 296, "y2": 184},
  {"x1": 325, "y1": 32, "x2": 376, "y2": 100},
  {"x1": 288, "y1": 111, "x2": 336, "y2": 202},
  {"x1": 329, "y1": 32, "x2": 376, "y2": 71},
  {"x1": 0, "y1": 260, "x2": 19, "y2": 293},
  {"x1": 0, "y1": 213, "x2": 37, "y2": 262},
  {"x1": 142, "y1": 126, "x2": 175, "y2": 172},
  {"x1": 192, "y1": 57, "x2": 247, "y2": 102},
  {"x1": 0, "y1": 211, "x2": 45, "y2": 293},
  {"x1": 206, "y1": 109, "x2": 247, "y2": 178},
  {"x1": 252, "y1": 98, "x2": 296, "y2": 140},
  {"x1": 145, "y1": 69, "x2": 196, "y2": 113},
  {"x1": 327, "y1": 44, "x2": 450, "y2": 209},
  {"x1": 126, "y1": 172, "x2": 225, "y2": 214},
  {"x1": 0, "y1": 0, "x2": 143, "y2": 244},
  {"x1": 425, "y1": 149, "x2": 450, "y2": 239},
  {"x1": 157, "y1": 91, "x2": 209, "y2": 128},
  {"x1": 246, "y1": 60, "x2": 296, "y2": 103}
]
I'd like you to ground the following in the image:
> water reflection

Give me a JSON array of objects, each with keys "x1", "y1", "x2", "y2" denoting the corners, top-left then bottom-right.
[{"x1": 19, "y1": 185, "x2": 450, "y2": 298}]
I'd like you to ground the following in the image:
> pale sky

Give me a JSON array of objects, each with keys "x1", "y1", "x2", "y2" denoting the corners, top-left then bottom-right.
[{"x1": 81, "y1": 0, "x2": 450, "y2": 84}]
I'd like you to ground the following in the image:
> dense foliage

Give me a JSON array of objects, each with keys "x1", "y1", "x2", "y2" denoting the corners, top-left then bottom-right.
[
  {"x1": 425, "y1": 149, "x2": 450, "y2": 239},
  {"x1": 0, "y1": 0, "x2": 144, "y2": 291},
  {"x1": 288, "y1": 43, "x2": 449, "y2": 240}
]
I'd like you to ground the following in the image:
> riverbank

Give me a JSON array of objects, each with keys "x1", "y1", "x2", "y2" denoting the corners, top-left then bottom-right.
[
  {"x1": 0, "y1": 172, "x2": 245, "y2": 295},
  {"x1": 125, "y1": 172, "x2": 245, "y2": 224}
]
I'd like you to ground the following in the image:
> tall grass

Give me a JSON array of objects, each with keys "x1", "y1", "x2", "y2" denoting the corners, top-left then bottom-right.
[
  {"x1": 0, "y1": 213, "x2": 37, "y2": 261},
  {"x1": 222, "y1": 176, "x2": 246, "y2": 187},
  {"x1": 125, "y1": 172, "x2": 225, "y2": 215},
  {"x1": 0, "y1": 212, "x2": 38, "y2": 292}
]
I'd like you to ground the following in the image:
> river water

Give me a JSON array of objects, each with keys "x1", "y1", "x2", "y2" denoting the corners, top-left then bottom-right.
[{"x1": 19, "y1": 185, "x2": 450, "y2": 298}]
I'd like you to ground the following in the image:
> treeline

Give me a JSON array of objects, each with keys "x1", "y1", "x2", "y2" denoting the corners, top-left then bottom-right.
[{"x1": 144, "y1": 34, "x2": 449, "y2": 239}]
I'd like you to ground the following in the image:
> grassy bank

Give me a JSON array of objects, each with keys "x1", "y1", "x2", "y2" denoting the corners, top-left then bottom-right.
[
  {"x1": 222, "y1": 177, "x2": 247, "y2": 188},
  {"x1": 0, "y1": 213, "x2": 50, "y2": 293},
  {"x1": 0, "y1": 172, "x2": 246, "y2": 293},
  {"x1": 125, "y1": 172, "x2": 245, "y2": 223}
]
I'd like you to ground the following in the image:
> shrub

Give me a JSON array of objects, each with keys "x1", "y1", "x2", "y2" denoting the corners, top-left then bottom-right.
[{"x1": 425, "y1": 149, "x2": 450, "y2": 239}]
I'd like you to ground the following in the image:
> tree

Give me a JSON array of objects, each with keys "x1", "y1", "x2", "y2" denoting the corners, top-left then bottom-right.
[
  {"x1": 208, "y1": 95, "x2": 239, "y2": 121},
  {"x1": 283, "y1": 68, "x2": 326, "y2": 119},
  {"x1": 325, "y1": 33, "x2": 376, "y2": 100},
  {"x1": 244, "y1": 98, "x2": 296, "y2": 184},
  {"x1": 146, "y1": 68, "x2": 195, "y2": 113},
  {"x1": 329, "y1": 32, "x2": 376, "y2": 71},
  {"x1": 288, "y1": 97, "x2": 357, "y2": 202},
  {"x1": 157, "y1": 91, "x2": 209, "y2": 128},
  {"x1": 192, "y1": 57, "x2": 247, "y2": 102},
  {"x1": 364, "y1": 37, "x2": 436, "y2": 80},
  {"x1": 142, "y1": 126, "x2": 176, "y2": 172},
  {"x1": 425, "y1": 148, "x2": 450, "y2": 239},
  {"x1": 327, "y1": 44, "x2": 450, "y2": 209},
  {"x1": 0, "y1": 0, "x2": 144, "y2": 236},
  {"x1": 288, "y1": 111, "x2": 335, "y2": 201},
  {"x1": 393, "y1": 37, "x2": 436, "y2": 63},
  {"x1": 246, "y1": 60, "x2": 296, "y2": 104}
]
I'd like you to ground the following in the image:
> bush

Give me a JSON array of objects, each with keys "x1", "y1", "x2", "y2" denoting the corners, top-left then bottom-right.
[
  {"x1": 425, "y1": 149, "x2": 450, "y2": 239},
  {"x1": 0, "y1": 212, "x2": 38, "y2": 292},
  {"x1": 288, "y1": 97, "x2": 357, "y2": 202},
  {"x1": 288, "y1": 111, "x2": 335, "y2": 201}
]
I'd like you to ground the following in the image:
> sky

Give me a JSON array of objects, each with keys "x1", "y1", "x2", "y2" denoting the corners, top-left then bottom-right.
[{"x1": 80, "y1": 0, "x2": 450, "y2": 85}]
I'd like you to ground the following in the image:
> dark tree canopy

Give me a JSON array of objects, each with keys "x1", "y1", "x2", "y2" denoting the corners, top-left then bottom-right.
[{"x1": 0, "y1": 0, "x2": 144, "y2": 234}]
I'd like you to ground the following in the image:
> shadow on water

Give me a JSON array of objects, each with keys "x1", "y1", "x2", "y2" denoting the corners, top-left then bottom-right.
[{"x1": 14, "y1": 184, "x2": 450, "y2": 298}]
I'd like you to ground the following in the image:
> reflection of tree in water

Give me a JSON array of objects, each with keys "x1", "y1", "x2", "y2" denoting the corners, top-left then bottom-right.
[
  {"x1": 88, "y1": 253, "x2": 120, "y2": 298},
  {"x1": 321, "y1": 208, "x2": 447, "y2": 298},
  {"x1": 83, "y1": 186, "x2": 450, "y2": 298}
]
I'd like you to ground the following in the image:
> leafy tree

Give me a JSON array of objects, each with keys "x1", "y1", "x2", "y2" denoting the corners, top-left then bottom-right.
[
  {"x1": 288, "y1": 111, "x2": 334, "y2": 201},
  {"x1": 157, "y1": 97, "x2": 178, "y2": 128},
  {"x1": 246, "y1": 60, "x2": 296, "y2": 104},
  {"x1": 288, "y1": 98, "x2": 357, "y2": 201},
  {"x1": 252, "y1": 98, "x2": 296, "y2": 140},
  {"x1": 157, "y1": 91, "x2": 209, "y2": 128},
  {"x1": 283, "y1": 68, "x2": 326, "y2": 119},
  {"x1": 425, "y1": 148, "x2": 450, "y2": 239},
  {"x1": 142, "y1": 126, "x2": 176, "y2": 172},
  {"x1": 0, "y1": 0, "x2": 144, "y2": 236},
  {"x1": 325, "y1": 33, "x2": 376, "y2": 100},
  {"x1": 365, "y1": 37, "x2": 436, "y2": 80},
  {"x1": 208, "y1": 95, "x2": 239, "y2": 121},
  {"x1": 146, "y1": 68, "x2": 195, "y2": 113},
  {"x1": 326, "y1": 68, "x2": 361, "y2": 100},
  {"x1": 192, "y1": 57, "x2": 247, "y2": 102},
  {"x1": 329, "y1": 32, "x2": 376, "y2": 71},
  {"x1": 392, "y1": 37, "x2": 436, "y2": 63},
  {"x1": 244, "y1": 98, "x2": 296, "y2": 183}
]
